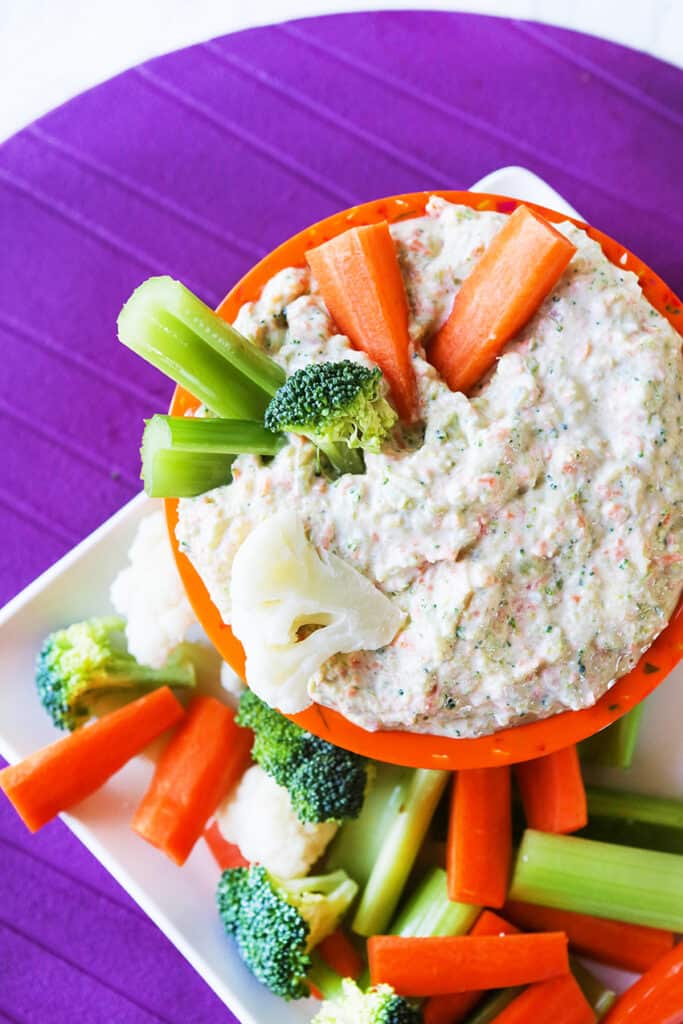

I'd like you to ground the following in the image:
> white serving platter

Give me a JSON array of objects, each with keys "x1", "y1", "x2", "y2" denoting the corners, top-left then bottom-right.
[{"x1": 1, "y1": 167, "x2": 681, "y2": 1022}]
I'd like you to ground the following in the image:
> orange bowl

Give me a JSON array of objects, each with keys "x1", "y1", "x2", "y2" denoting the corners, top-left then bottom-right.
[{"x1": 165, "y1": 190, "x2": 683, "y2": 769}]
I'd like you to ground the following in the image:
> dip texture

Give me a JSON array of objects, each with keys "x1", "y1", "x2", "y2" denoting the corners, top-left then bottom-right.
[{"x1": 176, "y1": 198, "x2": 683, "y2": 738}]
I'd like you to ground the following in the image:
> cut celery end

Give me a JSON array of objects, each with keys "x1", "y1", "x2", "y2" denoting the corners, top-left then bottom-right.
[
  {"x1": 118, "y1": 277, "x2": 285, "y2": 418},
  {"x1": 580, "y1": 785, "x2": 683, "y2": 854},
  {"x1": 391, "y1": 866, "x2": 480, "y2": 938},
  {"x1": 143, "y1": 447, "x2": 235, "y2": 498},
  {"x1": 145, "y1": 414, "x2": 286, "y2": 455},
  {"x1": 352, "y1": 769, "x2": 450, "y2": 937},
  {"x1": 510, "y1": 829, "x2": 683, "y2": 931},
  {"x1": 465, "y1": 988, "x2": 521, "y2": 1024},
  {"x1": 581, "y1": 703, "x2": 645, "y2": 769},
  {"x1": 570, "y1": 958, "x2": 616, "y2": 1020}
]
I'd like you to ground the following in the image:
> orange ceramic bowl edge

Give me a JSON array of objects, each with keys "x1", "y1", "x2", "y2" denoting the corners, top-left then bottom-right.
[{"x1": 165, "y1": 189, "x2": 683, "y2": 769}]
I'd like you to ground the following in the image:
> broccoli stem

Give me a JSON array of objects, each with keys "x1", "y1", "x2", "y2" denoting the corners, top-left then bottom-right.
[
  {"x1": 352, "y1": 769, "x2": 450, "y2": 937},
  {"x1": 390, "y1": 867, "x2": 480, "y2": 938},
  {"x1": 95, "y1": 655, "x2": 195, "y2": 691},
  {"x1": 326, "y1": 763, "x2": 413, "y2": 887},
  {"x1": 509, "y1": 828, "x2": 683, "y2": 931},
  {"x1": 315, "y1": 437, "x2": 365, "y2": 477},
  {"x1": 579, "y1": 785, "x2": 683, "y2": 854},
  {"x1": 118, "y1": 276, "x2": 286, "y2": 419},
  {"x1": 464, "y1": 988, "x2": 521, "y2": 1023},
  {"x1": 570, "y1": 957, "x2": 616, "y2": 1019},
  {"x1": 581, "y1": 704, "x2": 645, "y2": 769},
  {"x1": 141, "y1": 415, "x2": 286, "y2": 497}
]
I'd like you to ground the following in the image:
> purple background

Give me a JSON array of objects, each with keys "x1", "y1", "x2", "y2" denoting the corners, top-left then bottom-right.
[{"x1": 1, "y1": 11, "x2": 681, "y2": 1022}]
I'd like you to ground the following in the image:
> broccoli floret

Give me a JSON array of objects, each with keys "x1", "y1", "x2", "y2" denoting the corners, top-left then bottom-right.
[
  {"x1": 312, "y1": 979, "x2": 421, "y2": 1024},
  {"x1": 36, "y1": 616, "x2": 195, "y2": 731},
  {"x1": 236, "y1": 689, "x2": 368, "y2": 823},
  {"x1": 216, "y1": 865, "x2": 357, "y2": 1000},
  {"x1": 264, "y1": 360, "x2": 397, "y2": 476}
]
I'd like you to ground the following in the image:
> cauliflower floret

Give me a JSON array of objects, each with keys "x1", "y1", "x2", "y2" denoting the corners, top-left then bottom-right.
[
  {"x1": 230, "y1": 511, "x2": 404, "y2": 713},
  {"x1": 110, "y1": 509, "x2": 196, "y2": 668},
  {"x1": 215, "y1": 764, "x2": 337, "y2": 878}
]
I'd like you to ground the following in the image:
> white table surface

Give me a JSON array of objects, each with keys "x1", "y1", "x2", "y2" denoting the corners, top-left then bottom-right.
[{"x1": 1, "y1": 0, "x2": 681, "y2": 145}]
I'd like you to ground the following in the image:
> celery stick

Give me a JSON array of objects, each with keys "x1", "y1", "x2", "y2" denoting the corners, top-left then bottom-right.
[
  {"x1": 570, "y1": 958, "x2": 616, "y2": 1020},
  {"x1": 352, "y1": 769, "x2": 450, "y2": 936},
  {"x1": 465, "y1": 988, "x2": 521, "y2": 1023},
  {"x1": 510, "y1": 829, "x2": 683, "y2": 930},
  {"x1": 307, "y1": 950, "x2": 346, "y2": 1001},
  {"x1": 581, "y1": 786, "x2": 683, "y2": 854},
  {"x1": 581, "y1": 704, "x2": 645, "y2": 769},
  {"x1": 326, "y1": 763, "x2": 412, "y2": 888},
  {"x1": 391, "y1": 867, "x2": 480, "y2": 938},
  {"x1": 141, "y1": 415, "x2": 286, "y2": 497},
  {"x1": 118, "y1": 276, "x2": 285, "y2": 419}
]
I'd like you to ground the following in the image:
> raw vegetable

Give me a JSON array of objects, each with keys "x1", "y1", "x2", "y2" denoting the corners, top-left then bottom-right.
[
  {"x1": 118, "y1": 275, "x2": 285, "y2": 418},
  {"x1": 236, "y1": 690, "x2": 368, "y2": 823},
  {"x1": 367, "y1": 932, "x2": 569, "y2": 996},
  {"x1": 503, "y1": 899, "x2": 674, "y2": 973},
  {"x1": 429, "y1": 204, "x2": 576, "y2": 394},
  {"x1": 306, "y1": 222, "x2": 417, "y2": 421},
  {"x1": 570, "y1": 959, "x2": 616, "y2": 1020},
  {"x1": 580, "y1": 705, "x2": 645, "y2": 770},
  {"x1": 36, "y1": 615, "x2": 194, "y2": 731},
  {"x1": 318, "y1": 929, "x2": 364, "y2": 983},
  {"x1": 133, "y1": 696, "x2": 252, "y2": 865},
  {"x1": 310, "y1": 976, "x2": 421, "y2": 1024},
  {"x1": 509, "y1": 829, "x2": 683, "y2": 931},
  {"x1": 141, "y1": 415, "x2": 285, "y2": 498},
  {"x1": 602, "y1": 940, "x2": 683, "y2": 1023},
  {"x1": 230, "y1": 511, "x2": 403, "y2": 714},
  {"x1": 447, "y1": 766, "x2": 511, "y2": 906},
  {"x1": 216, "y1": 864, "x2": 357, "y2": 999},
  {"x1": 487, "y1": 973, "x2": 595, "y2": 1024},
  {"x1": 203, "y1": 821, "x2": 249, "y2": 870},
  {"x1": 352, "y1": 770, "x2": 450, "y2": 937},
  {"x1": 463, "y1": 990, "x2": 522, "y2": 1024},
  {"x1": 0, "y1": 687, "x2": 185, "y2": 832},
  {"x1": 422, "y1": 910, "x2": 519, "y2": 1024},
  {"x1": 391, "y1": 867, "x2": 480, "y2": 938},
  {"x1": 580, "y1": 786, "x2": 683, "y2": 854},
  {"x1": 264, "y1": 360, "x2": 397, "y2": 476},
  {"x1": 515, "y1": 746, "x2": 587, "y2": 834}
]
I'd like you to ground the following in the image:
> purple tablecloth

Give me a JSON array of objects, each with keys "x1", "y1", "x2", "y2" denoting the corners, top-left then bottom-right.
[{"x1": 1, "y1": 11, "x2": 681, "y2": 1022}]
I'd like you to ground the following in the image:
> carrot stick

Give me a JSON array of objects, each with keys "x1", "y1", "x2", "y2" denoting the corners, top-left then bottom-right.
[
  {"x1": 133, "y1": 696, "x2": 252, "y2": 865},
  {"x1": 203, "y1": 820, "x2": 250, "y2": 870},
  {"x1": 368, "y1": 932, "x2": 569, "y2": 996},
  {"x1": 448, "y1": 766, "x2": 512, "y2": 907},
  {"x1": 318, "y1": 928, "x2": 364, "y2": 981},
  {"x1": 0, "y1": 687, "x2": 185, "y2": 832},
  {"x1": 430, "y1": 204, "x2": 576, "y2": 394},
  {"x1": 306, "y1": 221, "x2": 417, "y2": 421},
  {"x1": 515, "y1": 745, "x2": 587, "y2": 834},
  {"x1": 491, "y1": 973, "x2": 596, "y2": 1024},
  {"x1": 503, "y1": 900, "x2": 674, "y2": 974},
  {"x1": 602, "y1": 940, "x2": 683, "y2": 1023},
  {"x1": 424, "y1": 912, "x2": 519, "y2": 1024}
]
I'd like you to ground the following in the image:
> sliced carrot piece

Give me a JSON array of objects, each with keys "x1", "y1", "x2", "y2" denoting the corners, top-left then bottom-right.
[
  {"x1": 318, "y1": 928, "x2": 364, "y2": 981},
  {"x1": 602, "y1": 940, "x2": 683, "y2": 1023},
  {"x1": 430, "y1": 204, "x2": 577, "y2": 394},
  {"x1": 503, "y1": 900, "x2": 674, "y2": 974},
  {"x1": 447, "y1": 766, "x2": 511, "y2": 907},
  {"x1": 306, "y1": 221, "x2": 417, "y2": 421},
  {"x1": 492, "y1": 973, "x2": 596, "y2": 1024},
  {"x1": 203, "y1": 820, "x2": 250, "y2": 870},
  {"x1": 515, "y1": 745, "x2": 587, "y2": 834},
  {"x1": 424, "y1": 911, "x2": 519, "y2": 1024},
  {"x1": 0, "y1": 687, "x2": 184, "y2": 832},
  {"x1": 133, "y1": 696, "x2": 252, "y2": 865},
  {"x1": 367, "y1": 932, "x2": 569, "y2": 996}
]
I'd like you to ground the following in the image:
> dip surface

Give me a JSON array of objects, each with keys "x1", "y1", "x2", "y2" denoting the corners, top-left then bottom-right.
[{"x1": 176, "y1": 198, "x2": 683, "y2": 738}]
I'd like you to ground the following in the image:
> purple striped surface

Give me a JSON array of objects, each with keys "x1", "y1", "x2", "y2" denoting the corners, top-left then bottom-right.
[{"x1": 1, "y1": 11, "x2": 681, "y2": 1023}]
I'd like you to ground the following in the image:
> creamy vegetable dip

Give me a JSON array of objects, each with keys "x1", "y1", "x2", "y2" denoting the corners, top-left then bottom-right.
[{"x1": 176, "y1": 197, "x2": 683, "y2": 738}]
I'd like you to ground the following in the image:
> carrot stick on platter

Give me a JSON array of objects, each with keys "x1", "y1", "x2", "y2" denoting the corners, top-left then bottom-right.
[
  {"x1": 423, "y1": 911, "x2": 520, "y2": 1024},
  {"x1": 602, "y1": 940, "x2": 683, "y2": 1023},
  {"x1": 503, "y1": 900, "x2": 674, "y2": 974},
  {"x1": 133, "y1": 696, "x2": 253, "y2": 865},
  {"x1": 318, "y1": 928, "x2": 364, "y2": 981},
  {"x1": 491, "y1": 972, "x2": 596, "y2": 1024},
  {"x1": 0, "y1": 687, "x2": 185, "y2": 832},
  {"x1": 430, "y1": 203, "x2": 577, "y2": 395},
  {"x1": 447, "y1": 766, "x2": 512, "y2": 907},
  {"x1": 203, "y1": 821, "x2": 250, "y2": 871},
  {"x1": 515, "y1": 745, "x2": 588, "y2": 834},
  {"x1": 367, "y1": 931, "x2": 569, "y2": 996},
  {"x1": 306, "y1": 221, "x2": 418, "y2": 421}
]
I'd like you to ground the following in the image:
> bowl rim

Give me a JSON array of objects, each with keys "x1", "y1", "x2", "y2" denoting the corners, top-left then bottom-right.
[{"x1": 165, "y1": 188, "x2": 683, "y2": 768}]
